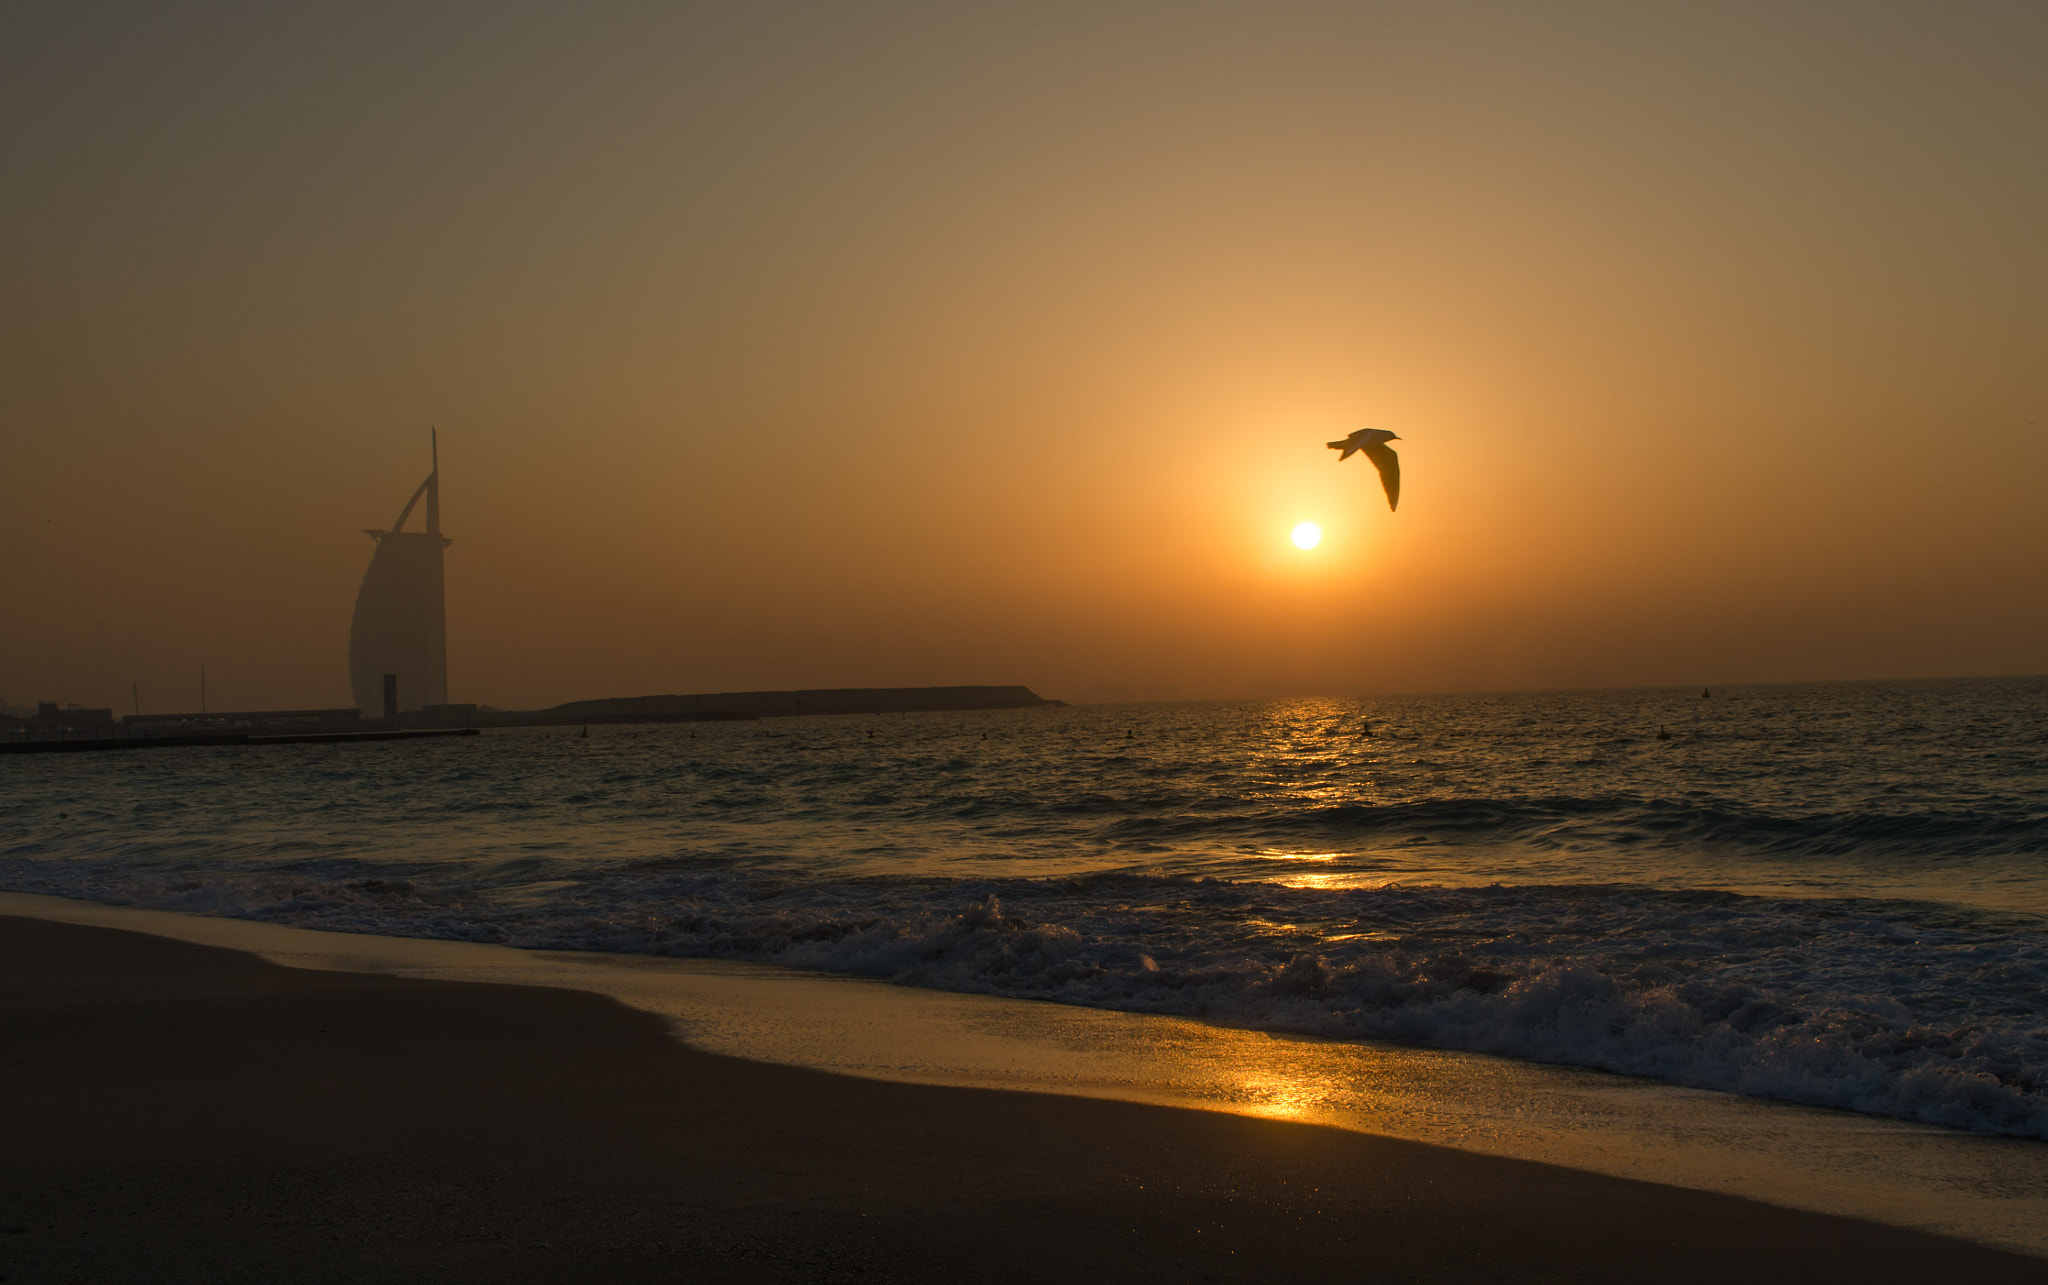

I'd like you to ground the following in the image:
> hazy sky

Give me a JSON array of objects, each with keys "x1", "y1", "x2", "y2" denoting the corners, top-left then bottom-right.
[{"x1": 5, "y1": 2, "x2": 2043, "y2": 711}]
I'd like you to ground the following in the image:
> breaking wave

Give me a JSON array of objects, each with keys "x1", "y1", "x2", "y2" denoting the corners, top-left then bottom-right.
[{"x1": 7, "y1": 857, "x2": 2045, "y2": 1140}]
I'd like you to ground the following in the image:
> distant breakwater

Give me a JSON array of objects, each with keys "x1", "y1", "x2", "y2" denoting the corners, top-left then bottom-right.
[{"x1": 459, "y1": 685, "x2": 1064, "y2": 729}]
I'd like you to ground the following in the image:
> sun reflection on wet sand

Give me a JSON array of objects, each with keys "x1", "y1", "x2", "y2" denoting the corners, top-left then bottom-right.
[{"x1": 1228, "y1": 1074, "x2": 1322, "y2": 1120}]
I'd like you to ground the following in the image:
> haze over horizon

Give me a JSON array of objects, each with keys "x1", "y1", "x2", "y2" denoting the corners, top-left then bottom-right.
[{"x1": 5, "y1": 2, "x2": 2043, "y2": 713}]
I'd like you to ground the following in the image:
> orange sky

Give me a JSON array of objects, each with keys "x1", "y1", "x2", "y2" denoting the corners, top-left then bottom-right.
[{"x1": 4, "y1": 3, "x2": 2044, "y2": 711}]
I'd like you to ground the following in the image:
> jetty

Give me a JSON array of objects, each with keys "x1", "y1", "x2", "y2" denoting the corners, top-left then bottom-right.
[{"x1": 1, "y1": 728, "x2": 479, "y2": 756}]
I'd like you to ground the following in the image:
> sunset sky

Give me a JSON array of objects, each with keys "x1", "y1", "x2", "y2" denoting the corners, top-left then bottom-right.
[{"x1": 5, "y1": 2, "x2": 2043, "y2": 712}]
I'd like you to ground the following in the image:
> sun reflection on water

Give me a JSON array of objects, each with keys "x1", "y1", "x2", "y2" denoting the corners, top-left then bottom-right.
[{"x1": 1275, "y1": 871, "x2": 1386, "y2": 891}]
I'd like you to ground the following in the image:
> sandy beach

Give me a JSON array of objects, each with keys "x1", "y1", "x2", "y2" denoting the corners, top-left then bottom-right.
[{"x1": 4, "y1": 914, "x2": 2041, "y2": 1284}]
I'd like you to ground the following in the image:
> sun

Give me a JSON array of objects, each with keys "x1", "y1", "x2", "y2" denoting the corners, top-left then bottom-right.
[{"x1": 1291, "y1": 521, "x2": 1322, "y2": 550}]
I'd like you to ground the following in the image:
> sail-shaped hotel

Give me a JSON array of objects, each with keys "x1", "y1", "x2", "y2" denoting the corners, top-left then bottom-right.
[{"x1": 348, "y1": 436, "x2": 450, "y2": 717}]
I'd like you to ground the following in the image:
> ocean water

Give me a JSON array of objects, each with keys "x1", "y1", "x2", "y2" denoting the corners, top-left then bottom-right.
[{"x1": 4, "y1": 677, "x2": 2046, "y2": 1139}]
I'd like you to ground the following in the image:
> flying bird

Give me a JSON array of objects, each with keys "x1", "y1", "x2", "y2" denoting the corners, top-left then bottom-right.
[{"x1": 1327, "y1": 428, "x2": 1401, "y2": 511}]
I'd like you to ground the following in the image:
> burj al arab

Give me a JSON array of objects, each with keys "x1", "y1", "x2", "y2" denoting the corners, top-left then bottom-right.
[{"x1": 348, "y1": 434, "x2": 450, "y2": 717}]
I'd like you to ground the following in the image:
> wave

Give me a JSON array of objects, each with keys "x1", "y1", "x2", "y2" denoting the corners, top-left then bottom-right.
[
  {"x1": 12, "y1": 789, "x2": 2042, "y2": 872},
  {"x1": 6, "y1": 857, "x2": 2044, "y2": 1140},
  {"x1": 1085, "y1": 793, "x2": 2048, "y2": 859}
]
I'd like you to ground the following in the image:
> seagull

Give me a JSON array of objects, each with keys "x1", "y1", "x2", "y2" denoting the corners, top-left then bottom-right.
[{"x1": 1327, "y1": 428, "x2": 1401, "y2": 511}]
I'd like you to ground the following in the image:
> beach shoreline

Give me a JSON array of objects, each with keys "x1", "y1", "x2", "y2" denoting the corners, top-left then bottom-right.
[
  {"x1": 8, "y1": 888, "x2": 2047, "y2": 1257},
  {"x1": 4, "y1": 911, "x2": 2043, "y2": 1283}
]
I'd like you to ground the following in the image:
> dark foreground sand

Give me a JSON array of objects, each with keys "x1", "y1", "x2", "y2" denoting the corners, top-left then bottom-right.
[{"x1": 3, "y1": 916, "x2": 2040, "y2": 1285}]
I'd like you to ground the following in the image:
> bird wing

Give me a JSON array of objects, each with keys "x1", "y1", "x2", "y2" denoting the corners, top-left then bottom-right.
[
  {"x1": 1327, "y1": 439, "x2": 1359, "y2": 460},
  {"x1": 1361, "y1": 440, "x2": 1400, "y2": 511}
]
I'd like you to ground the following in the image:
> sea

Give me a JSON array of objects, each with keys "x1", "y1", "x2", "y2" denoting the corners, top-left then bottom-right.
[{"x1": 4, "y1": 676, "x2": 2046, "y2": 1140}]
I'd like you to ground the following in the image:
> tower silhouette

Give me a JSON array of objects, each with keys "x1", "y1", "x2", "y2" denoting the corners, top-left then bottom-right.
[{"x1": 349, "y1": 433, "x2": 450, "y2": 716}]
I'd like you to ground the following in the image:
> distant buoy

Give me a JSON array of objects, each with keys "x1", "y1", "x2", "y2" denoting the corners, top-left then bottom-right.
[
  {"x1": 580, "y1": 726, "x2": 589, "y2": 738},
  {"x1": 1702, "y1": 687, "x2": 1712, "y2": 699},
  {"x1": 1656, "y1": 725, "x2": 1671, "y2": 741}
]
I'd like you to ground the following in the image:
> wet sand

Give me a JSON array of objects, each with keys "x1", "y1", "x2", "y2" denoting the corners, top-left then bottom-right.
[{"x1": 3, "y1": 914, "x2": 2041, "y2": 1284}]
